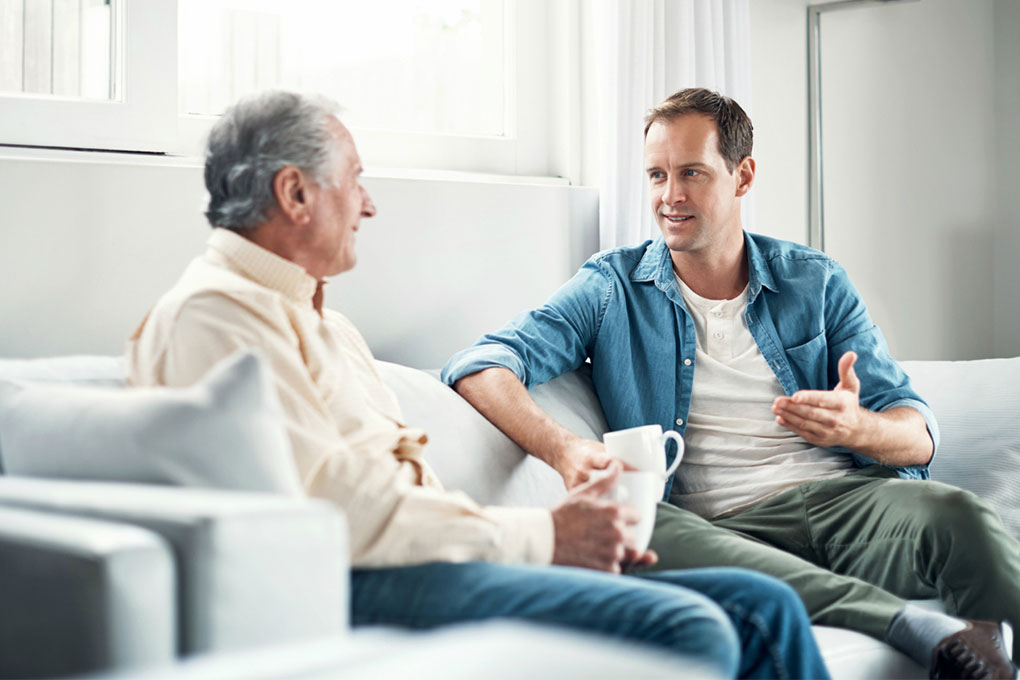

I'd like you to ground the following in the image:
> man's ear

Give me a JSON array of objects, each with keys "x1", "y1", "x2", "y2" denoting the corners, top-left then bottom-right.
[
  {"x1": 271, "y1": 166, "x2": 313, "y2": 225},
  {"x1": 735, "y1": 156, "x2": 756, "y2": 197}
]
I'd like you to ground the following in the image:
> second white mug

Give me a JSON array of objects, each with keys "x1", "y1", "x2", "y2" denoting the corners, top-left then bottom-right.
[{"x1": 609, "y1": 470, "x2": 662, "y2": 552}]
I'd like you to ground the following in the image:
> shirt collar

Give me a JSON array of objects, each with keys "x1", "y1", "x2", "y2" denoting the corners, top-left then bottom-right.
[
  {"x1": 744, "y1": 231, "x2": 778, "y2": 296},
  {"x1": 205, "y1": 228, "x2": 319, "y2": 303},
  {"x1": 629, "y1": 232, "x2": 778, "y2": 298}
]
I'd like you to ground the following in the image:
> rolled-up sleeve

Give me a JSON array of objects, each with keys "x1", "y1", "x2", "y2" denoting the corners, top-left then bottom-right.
[
  {"x1": 822, "y1": 261, "x2": 939, "y2": 478},
  {"x1": 442, "y1": 258, "x2": 610, "y2": 389}
]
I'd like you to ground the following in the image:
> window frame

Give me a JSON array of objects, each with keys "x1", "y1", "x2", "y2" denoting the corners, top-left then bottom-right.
[{"x1": 0, "y1": 0, "x2": 573, "y2": 179}]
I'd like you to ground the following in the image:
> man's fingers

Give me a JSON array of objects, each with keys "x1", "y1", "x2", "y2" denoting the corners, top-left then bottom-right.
[
  {"x1": 776, "y1": 409, "x2": 826, "y2": 438},
  {"x1": 789, "y1": 390, "x2": 842, "y2": 409},
  {"x1": 777, "y1": 402, "x2": 837, "y2": 428},
  {"x1": 637, "y1": 549, "x2": 658, "y2": 566},
  {"x1": 615, "y1": 503, "x2": 642, "y2": 525},
  {"x1": 574, "y1": 461, "x2": 621, "y2": 497},
  {"x1": 622, "y1": 547, "x2": 659, "y2": 567},
  {"x1": 837, "y1": 351, "x2": 860, "y2": 394}
]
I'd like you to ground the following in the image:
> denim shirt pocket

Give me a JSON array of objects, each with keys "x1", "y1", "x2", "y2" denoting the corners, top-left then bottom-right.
[{"x1": 783, "y1": 331, "x2": 828, "y2": 390}]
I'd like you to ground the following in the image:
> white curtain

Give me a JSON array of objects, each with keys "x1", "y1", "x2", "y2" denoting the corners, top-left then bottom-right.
[{"x1": 592, "y1": 0, "x2": 753, "y2": 251}]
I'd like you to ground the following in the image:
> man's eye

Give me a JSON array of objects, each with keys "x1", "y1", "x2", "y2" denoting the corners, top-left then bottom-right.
[
  {"x1": 684, "y1": 169, "x2": 699, "y2": 177},
  {"x1": 649, "y1": 171, "x2": 665, "y2": 180}
]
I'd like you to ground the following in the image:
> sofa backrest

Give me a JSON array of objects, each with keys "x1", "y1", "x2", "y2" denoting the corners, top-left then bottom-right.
[
  {"x1": 901, "y1": 358, "x2": 1020, "y2": 539},
  {"x1": 384, "y1": 357, "x2": 1020, "y2": 541},
  {"x1": 2, "y1": 354, "x2": 1017, "y2": 541}
]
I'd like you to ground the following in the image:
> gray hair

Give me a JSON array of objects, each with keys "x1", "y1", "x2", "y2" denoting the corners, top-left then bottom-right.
[{"x1": 204, "y1": 90, "x2": 341, "y2": 231}]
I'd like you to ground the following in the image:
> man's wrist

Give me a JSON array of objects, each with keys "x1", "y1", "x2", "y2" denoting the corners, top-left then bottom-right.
[
  {"x1": 543, "y1": 434, "x2": 577, "y2": 471},
  {"x1": 845, "y1": 406, "x2": 876, "y2": 453}
]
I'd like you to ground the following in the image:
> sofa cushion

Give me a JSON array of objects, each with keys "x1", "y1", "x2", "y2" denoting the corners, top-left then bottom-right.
[
  {"x1": 0, "y1": 505, "x2": 175, "y2": 677},
  {"x1": 0, "y1": 351, "x2": 302, "y2": 495},
  {"x1": 0, "y1": 354, "x2": 125, "y2": 386},
  {"x1": 0, "y1": 478, "x2": 348, "y2": 655},
  {"x1": 901, "y1": 357, "x2": 1020, "y2": 540},
  {"x1": 377, "y1": 361, "x2": 573, "y2": 508}
]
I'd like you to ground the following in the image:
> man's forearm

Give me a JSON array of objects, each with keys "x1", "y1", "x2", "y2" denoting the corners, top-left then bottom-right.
[
  {"x1": 453, "y1": 367, "x2": 579, "y2": 469},
  {"x1": 852, "y1": 406, "x2": 934, "y2": 467}
]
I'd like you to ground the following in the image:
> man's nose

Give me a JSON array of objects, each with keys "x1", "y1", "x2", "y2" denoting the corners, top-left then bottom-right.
[
  {"x1": 662, "y1": 177, "x2": 685, "y2": 207},
  {"x1": 361, "y1": 186, "x2": 377, "y2": 217}
]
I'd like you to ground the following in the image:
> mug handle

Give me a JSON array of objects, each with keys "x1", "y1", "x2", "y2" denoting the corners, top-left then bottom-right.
[{"x1": 661, "y1": 430, "x2": 686, "y2": 477}]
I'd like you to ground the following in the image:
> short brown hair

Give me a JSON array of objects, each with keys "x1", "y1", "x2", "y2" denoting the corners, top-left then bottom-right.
[{"x1": 644, "y1": 88, "x2": 753, "y2": 173}]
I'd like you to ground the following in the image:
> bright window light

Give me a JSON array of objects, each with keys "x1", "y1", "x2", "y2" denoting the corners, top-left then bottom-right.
[{"x1": 178, "y1": 0, "x2": 507, "y2": 137}]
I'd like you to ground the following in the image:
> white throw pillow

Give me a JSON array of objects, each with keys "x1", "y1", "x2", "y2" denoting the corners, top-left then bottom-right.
[
  {"x1": 902, "y1": 357, "x2": 1020, "y2": 540},
  {"x1": 0, "y1": 351, "x2": 303, "y2": 495}
]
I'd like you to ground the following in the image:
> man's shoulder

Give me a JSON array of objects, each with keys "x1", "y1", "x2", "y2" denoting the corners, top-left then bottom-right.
[
  {"x1": 747, "y1": 232, "x2": 832, "y2": 264},
  {"x1": 746, "y1": 232, "x2": 842, "y2": 282},
  {"x1": 128, "y1": 254, "x2": 294, "y2": 385},
  {"x1": 585, "y1": 239, "x2": 656, "y2": 278},
  {"x1": 140, "y1": 255, "x2": 290, "y2": 343},
  {"x1": 160, "y1": 257, "x2": 274, "y2": 313}
]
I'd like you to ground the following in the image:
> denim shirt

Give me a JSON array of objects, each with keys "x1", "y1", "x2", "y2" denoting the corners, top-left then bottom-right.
[{"x1": 443, "y1": 232, "x2": 939, "y2": 498}]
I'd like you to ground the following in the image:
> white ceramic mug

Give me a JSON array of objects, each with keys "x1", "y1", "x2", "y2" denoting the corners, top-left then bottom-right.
[
  {"x1": 602, "y1": 424, "x2": 685, "y2": 479},
  {"x1": 609, "y1": 470, "x2": 662, "y2": 552}
]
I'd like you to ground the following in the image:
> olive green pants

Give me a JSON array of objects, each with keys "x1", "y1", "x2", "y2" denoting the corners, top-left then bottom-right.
[{"x1": 632, "y1": 466, "x2": 1020, "y2": 657}]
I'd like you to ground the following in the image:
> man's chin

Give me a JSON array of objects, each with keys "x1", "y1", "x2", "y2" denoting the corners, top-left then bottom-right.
[{"x1": 659, "y1": 230, "x2": 697, "y2": 253}]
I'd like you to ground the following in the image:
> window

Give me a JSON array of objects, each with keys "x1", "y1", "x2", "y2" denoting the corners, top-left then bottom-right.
[
  {"x1": 0, "y1": 0, "x2": 116, "y2": 100},
  {"x1": 0, "y1": 0, "x2": 568, "y2": 177},
  {"x1": 0, "y1": 0, "x2": 174, "y2": 151}
]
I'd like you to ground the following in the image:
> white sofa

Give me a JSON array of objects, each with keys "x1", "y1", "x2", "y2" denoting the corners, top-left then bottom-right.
[
  {"x1": 379, "y1": 355, "x2": 1020, "y2": 680},
  {"x1": 0, "y1": 353, "x2": 1017, "y2": 679}
]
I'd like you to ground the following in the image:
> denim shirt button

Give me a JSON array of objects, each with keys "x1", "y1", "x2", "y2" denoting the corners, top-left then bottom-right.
[
  {"x1": 683, "y1": 358, "x2": 692, "y2": 366},
  {"x1": 675, "y1": 418, "x2": 684, "y2": 426}
]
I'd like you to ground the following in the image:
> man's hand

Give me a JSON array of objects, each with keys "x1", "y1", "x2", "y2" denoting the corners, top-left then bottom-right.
[
  {"x1": 772, "y1": 350, "x2": 865, "y2": 449},
  {"x1": 550, "y1": 438, "x2": 615, "y2": 489},
  {"x1": 550, "y1": 462, "x2": 658, "y2": 573}
]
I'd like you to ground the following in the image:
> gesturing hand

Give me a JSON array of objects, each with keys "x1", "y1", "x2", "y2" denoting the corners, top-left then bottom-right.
[{"x1": 772, "y1": 350, "x2": 865, "y2": 449}]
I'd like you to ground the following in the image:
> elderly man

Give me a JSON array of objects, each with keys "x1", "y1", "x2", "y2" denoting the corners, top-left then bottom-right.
[
  {"x1": 127, "y1": 90, "x2": 830, "y2": 679},
  {"x1": 444, "y1": 88, "x2": 1020, "y2": 679}
]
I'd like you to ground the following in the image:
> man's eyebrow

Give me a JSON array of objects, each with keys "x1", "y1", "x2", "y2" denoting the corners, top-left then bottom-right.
[{"x1": 645, "y1": 161, "x2": 710, "y2": 172}]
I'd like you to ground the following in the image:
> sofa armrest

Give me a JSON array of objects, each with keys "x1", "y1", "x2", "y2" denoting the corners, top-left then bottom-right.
[
  {"x1": 0, "y1": 505, "x2": 175, "y2": 678},
  {"x1": 0, "y1": 478, "x2": 348, "y2": 656}
]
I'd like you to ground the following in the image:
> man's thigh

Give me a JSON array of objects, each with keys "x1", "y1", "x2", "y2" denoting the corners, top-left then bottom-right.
[
  {"x1": 641, "y1": 498, "x2": 905, "y2": 636},
  {"x1": 789, "y1": 469, "x2": 1015, "y2": 603},
  {"x1": 350, "y1": 561, "x2": 730, "y2": 637},
  {"x1": 642, "y1": 498, "x2": 826, "y2": 575}
]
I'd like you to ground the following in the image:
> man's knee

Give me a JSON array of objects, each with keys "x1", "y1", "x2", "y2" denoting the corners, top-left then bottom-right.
[
  {"x1": 715, "y1": 568, "x2": 808, "y2": 625},
  {"x1": 914, "y1": 484, "x2": 995, "y2": 534},
  {"x1": 906, "y1": 483, "x2": 1010, "y2": 568},
  {"x1": 658, "y1": 599, "x2": 740, "y2": 678}
]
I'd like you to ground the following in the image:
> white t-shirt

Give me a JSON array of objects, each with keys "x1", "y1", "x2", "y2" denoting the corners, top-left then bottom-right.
[{"x1": 670, "y1": 275, "x2": 855, "y2": 520}]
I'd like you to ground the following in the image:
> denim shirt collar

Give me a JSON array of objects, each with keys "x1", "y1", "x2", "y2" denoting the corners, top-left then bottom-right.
[{"x1": 630, "y1": 232, "x2": 779, "y2": 301}]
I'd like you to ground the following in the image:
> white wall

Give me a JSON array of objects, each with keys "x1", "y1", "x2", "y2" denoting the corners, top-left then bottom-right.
[
  {"x1": 749, "y1": 0, "x2": 810, "y2": 246},
  {"x1": 994, "y1": 0, "x2": 1020, "y2": 358},
  {"x1": 822, "y1": 0, "x2": 996, "y2": 361},
  {"x1": 750, "y1": 0, "x2": 1018, "y2": 361},
  {"x1": 0, "y1": 150, "x2": 598, "y2": 368}
]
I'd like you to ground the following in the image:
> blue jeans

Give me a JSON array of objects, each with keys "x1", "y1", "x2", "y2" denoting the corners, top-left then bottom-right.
[{"x1": 352, "y1": 563, "x2": 830, "y2": 679}]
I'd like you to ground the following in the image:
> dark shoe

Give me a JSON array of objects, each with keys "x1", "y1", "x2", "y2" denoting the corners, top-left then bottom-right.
[{"x1": 930, "y1": 620, "x2": 1017, "y2": 679}]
